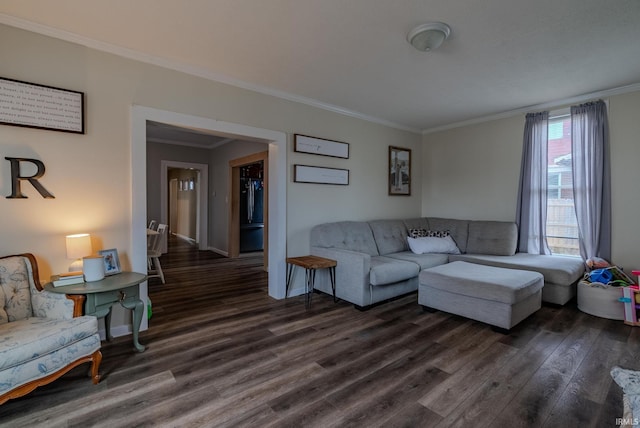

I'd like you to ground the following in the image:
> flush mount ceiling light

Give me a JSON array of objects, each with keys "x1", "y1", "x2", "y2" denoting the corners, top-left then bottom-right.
[{"x1": 407, "y1": 22, "x2": 451, "y2": 52}]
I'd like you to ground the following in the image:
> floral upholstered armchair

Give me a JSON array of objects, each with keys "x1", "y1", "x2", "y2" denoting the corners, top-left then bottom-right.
[{"x1": 0, "y1": 253, "x2": 102, "y2": 405}]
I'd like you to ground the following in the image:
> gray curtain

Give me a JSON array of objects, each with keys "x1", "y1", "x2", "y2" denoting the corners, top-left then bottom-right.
[
  {"x1": 571, "y1": 100, "x2": 611, "y2": 262},
  {"x1": 516, "y1": 111, "x2": 551, "y2": 254}
]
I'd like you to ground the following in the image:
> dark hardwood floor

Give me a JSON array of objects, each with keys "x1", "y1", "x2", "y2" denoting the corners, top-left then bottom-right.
[{"x1": 1, "y1": 236, "x2": 636, "y2": 427}]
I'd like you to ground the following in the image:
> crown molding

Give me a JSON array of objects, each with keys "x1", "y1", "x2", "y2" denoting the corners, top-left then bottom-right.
[
  {"x1": 146, "y1": 136, "x2": 236, "y2": 150},
  {"x1": 3, "y1": 14, "x2": 637, "y2": 137},
  {"x1": 0, "y1": 14, "x2": 421, "y2": 135},
  {"x1": 422, "y1": 82, "x2": 640, "y2": 135}
]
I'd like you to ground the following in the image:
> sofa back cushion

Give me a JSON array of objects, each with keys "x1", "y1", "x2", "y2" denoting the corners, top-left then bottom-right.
[
  {"x1": 426, "y1": 218, "x2": 470, "y2": 253},
  {"x1": 368, "y1": 220, "x2": 409, "y2": 256},
  {"x1": 466, "y1": 221, "x2": 517, "y2": 256},
  {"x1": 310, "y1": 221, "x2": 379, "y2": 256},
  {"x1": 402, "y1": 218, "x2": 430, "y2": 234},
  {"x1": 0, "y1": 256, "x2": 33, "y2": 324}
]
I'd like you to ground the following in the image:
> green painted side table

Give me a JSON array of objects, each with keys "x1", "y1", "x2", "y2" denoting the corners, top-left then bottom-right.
[{"x1": 45, "y1": 272, "x2": 147, "y2": 352}]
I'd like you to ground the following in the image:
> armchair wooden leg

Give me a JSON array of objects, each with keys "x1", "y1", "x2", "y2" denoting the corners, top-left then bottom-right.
[{"x1": 91, "y1": 349, "x2": 102, "y2": 384}]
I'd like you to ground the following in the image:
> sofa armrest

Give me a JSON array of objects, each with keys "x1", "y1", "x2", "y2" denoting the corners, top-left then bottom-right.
[
  {"x1": 31, "y1": 289, "x2": 78, "y2": 320},
  {"x1": 311, "y1": 246, "x2": 371, "y2": 305},
  {"x1": 65, "y1": 294, "x2": 86, "y2": 317},
  {"x1": 311, "y1": 246, "x2": 371, "y2": 277}
]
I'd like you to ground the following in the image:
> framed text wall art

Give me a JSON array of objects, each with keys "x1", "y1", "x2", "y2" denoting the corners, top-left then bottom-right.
[
  {"x1": 0, "y1": 77, "x2": 85, "y2": 134},
  {"x1": 294, "y1": 134, "x2": 349, "y2": 159},
  {"x1": 294, "y1": 164, "x2": 349, "y2": 185}
]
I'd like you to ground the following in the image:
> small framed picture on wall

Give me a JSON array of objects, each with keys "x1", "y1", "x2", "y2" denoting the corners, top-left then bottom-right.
[{"x1": 389, "y1": 146, "x2": 411, "y2": 196}]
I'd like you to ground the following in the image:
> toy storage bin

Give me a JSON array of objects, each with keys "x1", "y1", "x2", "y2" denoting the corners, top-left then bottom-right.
[{"x1": 577, "y1": 280, "x2": 624, "y2": 320}]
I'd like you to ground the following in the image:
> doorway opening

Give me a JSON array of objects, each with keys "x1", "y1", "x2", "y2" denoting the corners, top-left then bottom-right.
[
  {"x1": 238, "y1": 162, "x2": 264, "y2": 253},
  {"x1": 160, "y1": 160, "x2": 209, "y2": 250},
  {"x1": 169, "y1": 167, "x2": 199, "y2": 245},
  {"x1": 228, "y1": 151, "x2": 269, "y2": 270},
  {"x1": 132, "y1": 106, "x2": 288, "y2": 332}
]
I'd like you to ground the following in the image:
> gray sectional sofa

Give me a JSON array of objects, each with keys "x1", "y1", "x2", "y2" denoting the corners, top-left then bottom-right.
[{"x1": 310, "y1": 217, "x2": 585, "y2": 309}]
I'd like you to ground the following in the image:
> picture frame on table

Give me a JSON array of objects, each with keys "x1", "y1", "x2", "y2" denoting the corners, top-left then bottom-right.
[
  {"x1": 389, "y1": 146, "x2": 411, "y2": 195},
  {"x1": 98, "y1": 248, "x2": 121, "y2": 276}
]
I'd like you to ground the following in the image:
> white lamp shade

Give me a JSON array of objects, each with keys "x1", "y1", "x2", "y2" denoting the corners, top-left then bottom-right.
[{"x1": 66, "y1": 234, "x2": 92, "y2": 259}]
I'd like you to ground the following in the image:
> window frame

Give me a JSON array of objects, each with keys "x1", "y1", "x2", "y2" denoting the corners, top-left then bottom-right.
[{"x1": 545, "y1": 108, "x2": 580, "y2": 257}]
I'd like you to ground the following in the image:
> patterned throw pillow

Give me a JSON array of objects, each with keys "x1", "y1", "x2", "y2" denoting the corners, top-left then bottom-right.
[
  {"x1": 408, "y1": 228, "x2": 429, "y2": 238},
  {"x1": 408, "y1": 228, "x2": 451, "y2": 238},
  {"x1": 425, "y1": 230, "x2": 451, "y2": 238}
]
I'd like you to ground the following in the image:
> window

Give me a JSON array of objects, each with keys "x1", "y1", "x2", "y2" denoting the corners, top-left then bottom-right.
[
  {"x1": 519, "y1": 101, "x2": 609, "y2": 260},
  {"x1": 546, "y1": 114, "x2": 579, "y2": 256}
]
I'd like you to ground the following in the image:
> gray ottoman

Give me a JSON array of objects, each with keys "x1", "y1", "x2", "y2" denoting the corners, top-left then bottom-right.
[{"x1": 419, "y1": 261, "x2": 544, "y2": 331}]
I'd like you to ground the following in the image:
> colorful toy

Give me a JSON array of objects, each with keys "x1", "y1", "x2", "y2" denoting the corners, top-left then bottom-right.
[{"x1": 619, "y1": 270, "x2": 640, "y2": 326}]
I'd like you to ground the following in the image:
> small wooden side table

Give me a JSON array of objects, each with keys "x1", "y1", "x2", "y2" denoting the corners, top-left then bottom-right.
[{"x1": 286, "y1": 255, "x2": 337, "y2": 308}]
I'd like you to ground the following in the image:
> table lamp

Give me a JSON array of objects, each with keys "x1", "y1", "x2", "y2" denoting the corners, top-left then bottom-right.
[{"x1": 66, "y1": 233, "x2": 92, "y2": 272}]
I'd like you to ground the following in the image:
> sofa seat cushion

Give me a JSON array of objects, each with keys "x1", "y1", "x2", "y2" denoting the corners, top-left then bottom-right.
[
  {"x1": 449, "y1": 253, "x2": 585, "y2": 286},
  {"x1": 386, "y1": 252, "x2": 449, "y2": 271},
  {"x1": 419, "y1": 261, "x2": 544, "y2": 305},
  {"x1": 0, "y1": 315, "x2": 99, "y2": 371},
  {"x1": 370, "y1": 256, "x2": 420, "y2": 286}
]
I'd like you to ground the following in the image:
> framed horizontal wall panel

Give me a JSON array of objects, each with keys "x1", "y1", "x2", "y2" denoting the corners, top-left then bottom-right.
[
  {"x1": 0, "y1": 77, "x2": 84, "y2": 134},
  {"x1": 294, "y1": 165, "x2": 349, "y2": 185},
  {"x1": 294, "y1": 134, "x2": 349, "y2": 159}
]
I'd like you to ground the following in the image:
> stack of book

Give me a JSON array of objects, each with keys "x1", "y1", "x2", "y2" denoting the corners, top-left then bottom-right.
[{"x1": 51, "y1": 271, "x2": 85, "y2": 287}]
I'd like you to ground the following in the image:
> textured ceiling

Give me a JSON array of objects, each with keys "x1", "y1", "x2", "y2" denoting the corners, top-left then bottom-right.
[{"x1": 1, "y1": 0, "x2": 640, "y2": 133}]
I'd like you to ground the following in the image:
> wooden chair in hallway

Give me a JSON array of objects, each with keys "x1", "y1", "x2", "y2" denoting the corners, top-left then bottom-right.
[{"x1": 148, "y1": 223, "x2": 167, "y2": 284}]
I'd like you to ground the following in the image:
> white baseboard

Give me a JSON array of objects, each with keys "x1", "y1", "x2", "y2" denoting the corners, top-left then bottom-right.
[
  {"x1": 286, "y1": 287, "x2": 306, "y2": 297},
  {"x1": 209, "y1": 247, "x2": 229, "y2": 257},
  {"x1": 175, "y1": 233, "x2": 196, "y2": 244}
]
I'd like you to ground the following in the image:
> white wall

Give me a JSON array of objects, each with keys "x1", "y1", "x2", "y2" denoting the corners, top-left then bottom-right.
[
  {"x1": 422, "y1": 90, "x2": 640, "y2": 271},
  {"x1": 0, "y1": 24, "x2": 421, "y2": 332}
]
